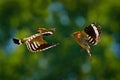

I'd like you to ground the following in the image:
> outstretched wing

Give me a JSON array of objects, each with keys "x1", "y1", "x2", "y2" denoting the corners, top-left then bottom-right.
[
  {"x1": 25, "y1": 33, "x2": 58, "y2": 52},
  {"x1": 37, "y1": 28, "x2": 55, "y2": 36},
  {"x1": 84, "y1": 23, "x2": 101, "y2": 45}
]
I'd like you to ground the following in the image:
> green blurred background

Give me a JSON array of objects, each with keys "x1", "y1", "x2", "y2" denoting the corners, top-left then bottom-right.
[{"x1": 0, "y1": 0, "x2": 120, "y2": 80}]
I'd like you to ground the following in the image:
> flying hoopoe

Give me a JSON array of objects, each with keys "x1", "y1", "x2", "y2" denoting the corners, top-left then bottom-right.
[
  {"x1": 13, "y1": 28, "x2": 59, "y2": 52},
  {"x1": 72, "y1": 23, "x2": 101, "y2": 58}
]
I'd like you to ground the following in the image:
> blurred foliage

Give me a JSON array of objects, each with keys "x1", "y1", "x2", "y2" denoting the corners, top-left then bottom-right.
[{"x1": 0, "y1": 0, "x2": 120, "y2": 80}]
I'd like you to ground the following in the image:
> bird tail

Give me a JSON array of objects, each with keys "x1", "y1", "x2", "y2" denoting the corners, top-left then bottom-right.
[{"x1": 13, "y1": 38, "x2": 23, "y2": 45}]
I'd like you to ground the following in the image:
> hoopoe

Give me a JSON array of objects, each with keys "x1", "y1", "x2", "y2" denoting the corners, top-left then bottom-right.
[{"x1": 13, "y1": 28, "x2": 59, "y2": 52}]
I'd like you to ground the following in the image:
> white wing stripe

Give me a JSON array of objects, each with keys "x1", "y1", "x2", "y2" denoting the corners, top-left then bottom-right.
[
  {"x1": 33, "y1": 42, "x2": 38, "y2": 48},
  {"x1": 40, "y1": 43, "x2": 58, "y2": 51},
  {"x1": 31, "y1": 43, "x2": 36, "y2": 50},
  {"x1": 26, "y1": 42, "x2": 32, "y2": 52},
  {"x1": 42, "y1": 32, "x2": 53, "y2": 35},
  {"x1": 91, "y1": 24, "x2": 99, "y2": 38}
]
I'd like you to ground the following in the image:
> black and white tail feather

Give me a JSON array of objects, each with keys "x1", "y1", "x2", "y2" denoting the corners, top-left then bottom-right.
[{"x1": 13, "y1": 38, "x2": 22, "y2": 45}]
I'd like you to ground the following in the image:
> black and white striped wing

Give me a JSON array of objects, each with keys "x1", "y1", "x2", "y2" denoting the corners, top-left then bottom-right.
[
  {"x1": 25, "y1": 34, "x2": 58, "y2": 52},
  {"x1": 37, "y1": 28, "x2": 55, "y2": 36},
  {"x1": 26, "y1": 41, "x2": 58, "y2": 52},
  {"x1": 84, "y1": 23, "x2": 101, "y2": 45}
]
